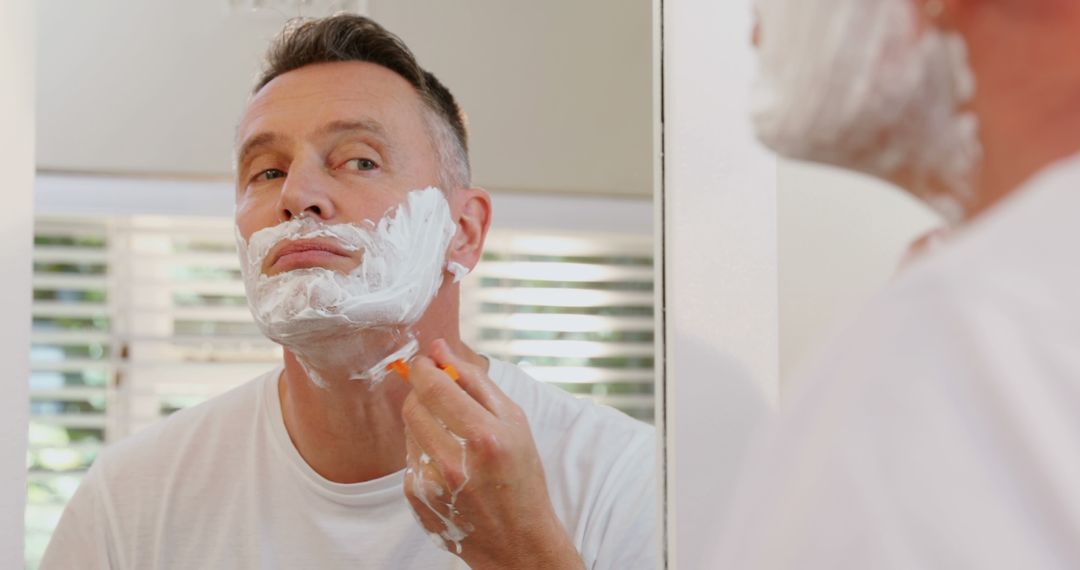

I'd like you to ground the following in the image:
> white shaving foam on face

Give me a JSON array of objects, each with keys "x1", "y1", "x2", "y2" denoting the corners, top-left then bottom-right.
[
  {"x1": 753, "y1": 0, "x2": 981, "y2": 222},
  {"x1": 236, "y1": 187, "x2": 457, "y2": 385},
  {"x1": 410, "y1": 432, "x2": 473, "y2": 554},
  {"x1": 446, "y1": 261, "x2": 470, "y2": 283}
]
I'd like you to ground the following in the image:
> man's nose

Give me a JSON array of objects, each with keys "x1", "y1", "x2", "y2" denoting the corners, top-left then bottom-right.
[{"x1": 277, "y1": 159, "x2": 336, "y2": 221}]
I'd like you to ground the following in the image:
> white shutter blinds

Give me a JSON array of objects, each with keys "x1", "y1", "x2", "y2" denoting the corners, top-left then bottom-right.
[
  {"x1": 109, "y1": 216, "x2": 279, "y2": 438},
  {"x1": 27, "y1": 218, "x2": 114, "y2": 566},
  {"x1": 463, "y1": 230, "x2": 656, "y2": 422}
]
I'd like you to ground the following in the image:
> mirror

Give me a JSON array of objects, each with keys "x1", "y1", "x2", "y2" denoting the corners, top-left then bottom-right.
[{"x1": 28, "y1": 1, "x2": 660, "y2": 568}]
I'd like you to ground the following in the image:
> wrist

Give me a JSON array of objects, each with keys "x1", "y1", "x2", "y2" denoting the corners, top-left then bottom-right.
[{"x1": 467, "y1": 516, "x2": 584, "y2": 570}]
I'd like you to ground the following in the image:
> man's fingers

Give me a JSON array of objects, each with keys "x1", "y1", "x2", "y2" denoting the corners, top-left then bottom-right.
[
  {"x1": 402, "y1": 391, "x2": 474, "y2": 490},
  {"x1": 428, "y1": 339, "x2": 510, "y2": 418},
  {"x1": 408, "y1": 355, "x2": 492, "y2": 434},
  {"x1": 404, "y1": 428, "x2": 467, "y2": 551},
  {"x1": 404, "y1": 426, "x2": 442, "y2": 483},
  {"x1": 404, "y1": 466, "x2": 453, "y2": 530},
  {"x1": 404, "y1": 428, "x2": 455, "y2": 506}
]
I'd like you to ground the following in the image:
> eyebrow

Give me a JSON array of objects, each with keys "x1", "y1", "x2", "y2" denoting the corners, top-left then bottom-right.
[
  {"x1": 316, "y1": 119, "x2": 395, "y2": 160},
  {"x1": 235, "y1": 118, "x2": 392, "y2": 172},
  {"x1": 235, "y1": 132, "x2": 282, "y2": 174}
]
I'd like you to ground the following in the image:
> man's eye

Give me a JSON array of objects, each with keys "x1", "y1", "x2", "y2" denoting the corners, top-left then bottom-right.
[
  {"x1": 257, "y1": 169, "x2": 285, "y2": 181},
  {"x1": 347, "y1": 158, "x2": 378, "y2": 171}
]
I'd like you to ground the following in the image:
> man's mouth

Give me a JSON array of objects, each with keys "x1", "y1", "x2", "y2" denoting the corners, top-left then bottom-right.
[{"x1": 266, "y1": 239, "x2": 354, "y2": 274}]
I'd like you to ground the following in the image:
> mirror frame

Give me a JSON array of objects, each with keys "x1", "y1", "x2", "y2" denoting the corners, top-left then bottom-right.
[{"x1": 661, "y1": 0, "x2": 782, "y2": 567}]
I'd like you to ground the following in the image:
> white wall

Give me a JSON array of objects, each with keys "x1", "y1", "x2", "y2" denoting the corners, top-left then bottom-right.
[
  {"x1": 37, "y1": 0, "x2": 653, "y2": 198},
  {"x1": 371, "y1": 0, "x2": 653, "y2": 197},
  {"x1": 664, "y1": 0, "x2": 778, "y2": 568},
  {"x1": 778, "y1": 160, "x2": 941, "y2": 385},
  {"x1": 1, "y1": 0, "x2": 33, "y2": 565},
  {"x1": 34, "y1": 174, "x2": 652, "y2": 236}
]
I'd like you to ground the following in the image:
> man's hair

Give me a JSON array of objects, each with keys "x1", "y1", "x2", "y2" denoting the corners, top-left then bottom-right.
[{"x1": 255, "y1": 14, "x2": 471, "y2": 190}]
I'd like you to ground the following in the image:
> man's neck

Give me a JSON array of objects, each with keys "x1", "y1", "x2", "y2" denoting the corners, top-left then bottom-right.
[
  {"x1": 277, "y1": 337, "x2": 486, "y2": 484},
  {"x1": 948, "y1": 8, "x2": 1080, "y2": 221},
  {"x1": 966, "y1": 90, "x2": 1080, "y2": 220}
]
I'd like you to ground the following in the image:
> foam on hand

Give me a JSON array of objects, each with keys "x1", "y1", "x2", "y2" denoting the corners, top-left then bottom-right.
[
  {"x1": 409, "y1": 431, "x2": 473, "y2": 554},
  {"x1": 236, "y1": 186, "x2": 457, "y2": 385}
]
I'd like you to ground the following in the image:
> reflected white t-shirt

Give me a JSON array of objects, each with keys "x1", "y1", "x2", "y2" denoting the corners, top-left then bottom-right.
[
  {"x1": 715, "y1": 155, "x2": 1080, "y2": 568},
  {"x1": 42, "y1": 358, "x2": 656, "y2": 569}
]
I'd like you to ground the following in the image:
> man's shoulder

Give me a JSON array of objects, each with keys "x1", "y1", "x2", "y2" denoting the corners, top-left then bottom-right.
[
  {"x1": 914, "y1": 157, "x2": 1080, "y2": 317},
  {"x1": 773, "y1": 178, "x2": 1080, "y2": 469},
  {"x1": 799, "y1": 186, "x2": 1077, "y2": 393},
  {"x1": 721, "y1": 168, "x2": 1080, "y2": 568},
  {"x1": 96, "y1": 368, "x2": 277, "y2": 479},
  {"x1": 786, "y1": 254, "x2": 1005, "y2": 413},
  {"x1": 487, "y1": 358, "x2": 657, "y2": 566}
]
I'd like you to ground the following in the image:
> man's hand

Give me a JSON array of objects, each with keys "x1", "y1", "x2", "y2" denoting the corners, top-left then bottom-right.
[{"x1": 401, "y1": 339, "x2": 585, "y2": 570}]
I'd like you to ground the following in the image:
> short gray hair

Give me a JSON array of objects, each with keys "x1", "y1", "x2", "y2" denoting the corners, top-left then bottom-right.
[{"x1": 256, "y1": 14, "x2": 471, "y2": 190}]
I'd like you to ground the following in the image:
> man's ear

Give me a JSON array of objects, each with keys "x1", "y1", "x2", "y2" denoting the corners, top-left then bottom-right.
[{"x1": 447, "y1": 187, "x2": 492, "y2": 274}]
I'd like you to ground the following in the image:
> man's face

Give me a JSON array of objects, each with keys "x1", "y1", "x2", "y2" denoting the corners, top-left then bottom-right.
[
  {"x1": 234, "y1": 61, "x2": 444, "y2": 276},
  {"x1": 232, "y1": 61, "x2": 461, "y2": 384}
]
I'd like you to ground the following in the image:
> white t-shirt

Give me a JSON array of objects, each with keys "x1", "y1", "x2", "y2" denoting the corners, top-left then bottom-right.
[
  {"x1": 714, "y1": 155, "x2": 1080, "y2": 568},
  {"x1": 42, "y1": 358, "x2": 657, "y2": 570}
]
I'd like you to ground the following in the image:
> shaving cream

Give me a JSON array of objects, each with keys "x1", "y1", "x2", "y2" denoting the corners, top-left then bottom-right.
[
  {"x1": 753, "y1": 0, "x2": 981, "y2": 221},
  {"x1": 446, "y1": 261, "x2": 471, "y2": 283},
  {"x1": 237, "y1": 186, "x2": 457, "y2": 385},
  {"x1": 410, "y1": 432, "x2": 473, "y2": 553}
]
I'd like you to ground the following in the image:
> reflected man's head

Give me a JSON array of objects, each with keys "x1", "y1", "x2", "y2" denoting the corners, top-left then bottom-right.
[
  {"x1": 234, "y1": 14, "x2": 472, "y2": 245},
  {"x1": 231, "y1": 15, "x2": 493, "y2": 382}
]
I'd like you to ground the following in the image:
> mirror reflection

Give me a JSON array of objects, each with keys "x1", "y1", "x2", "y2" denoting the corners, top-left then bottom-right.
[{"x1": 28, "y1": 2, "x2": 657, "y2": 569}]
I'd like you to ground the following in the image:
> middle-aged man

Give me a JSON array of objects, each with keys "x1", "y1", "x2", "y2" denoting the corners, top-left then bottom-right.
[
  {"x1": 41, "y1": 15, "x2": 656, "y2": 570},
  {"x1": 715, "y1": 0, "x2": 1080, "y2": 567}
]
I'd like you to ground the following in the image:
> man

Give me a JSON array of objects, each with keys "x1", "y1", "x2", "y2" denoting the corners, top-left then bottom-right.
[
  {"x1": 716, "y1": 0, "x2": 1080, "y2": 567},
  {"x1": 42, "y1": 15, "x2": 655, "y2": 570}
]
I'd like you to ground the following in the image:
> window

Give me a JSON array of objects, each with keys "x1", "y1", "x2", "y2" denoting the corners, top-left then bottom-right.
[
  {"x1": 468, "y1": 231, "x2": 656, "y2": 422},
  {"x1": 27, "y1": 219, "x2": 113, "y2": 566}
]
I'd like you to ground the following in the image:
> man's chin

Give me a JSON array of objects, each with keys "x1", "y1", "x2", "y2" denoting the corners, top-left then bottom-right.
[
  {"x1": 263, "y1": 317, "x2": 406, "y2": 349},
  {"x1": 272, "y1": 323, "x2": 417, "y2": 386},
  {"x1": 753, "y1": 114, "x2": 890, "y2": 181},
  {"x1": 262, "y1": 315, "x2": 366, "y2": 345}
]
